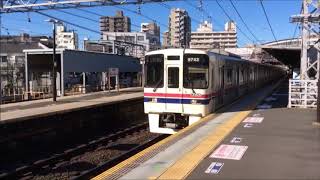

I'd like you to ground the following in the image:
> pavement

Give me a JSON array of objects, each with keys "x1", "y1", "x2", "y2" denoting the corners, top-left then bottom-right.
[
  {"x1": 93, "y1": 80, "x2": 284, "y2": 180},
  {"x1": 93, "y1": 80, "x2": 320, "y2": 180},
  {"x1": 0, "y1": 87, "x2": 143, "y2": 123},
  {"x1": 187, "y1": 80, "x2": 320, "y2": 179}
]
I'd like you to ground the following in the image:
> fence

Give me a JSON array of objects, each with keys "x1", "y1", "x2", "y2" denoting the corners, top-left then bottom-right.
[{"x1": 288, "y1": 79, "x2": 318, "y2": 108}]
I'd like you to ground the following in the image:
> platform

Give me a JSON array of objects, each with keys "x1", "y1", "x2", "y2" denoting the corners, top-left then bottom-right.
[
  {"x1": 0, "y1": 87, "x2": 143, "y2": 124},
  {"x1": 93, "y1": 80, "x2": 320, "y2": 180}
]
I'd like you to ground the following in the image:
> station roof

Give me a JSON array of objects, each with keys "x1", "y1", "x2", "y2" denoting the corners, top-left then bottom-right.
[
  {"x1": 262, "y1": 47, "x2": 300, "y2": 68},
  {"x1": 24, "y1": 49, "x2": 141, "y2": 73}
]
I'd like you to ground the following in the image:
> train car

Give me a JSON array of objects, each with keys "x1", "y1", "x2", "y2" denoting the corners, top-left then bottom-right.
[{"x1": 144, "y1": 49, "x2": 283, "y2": 134}]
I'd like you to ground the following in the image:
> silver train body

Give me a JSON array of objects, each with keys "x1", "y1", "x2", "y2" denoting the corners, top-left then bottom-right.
[{"x1": 144, "y1": 49, "x2": 283, "y2": 134}]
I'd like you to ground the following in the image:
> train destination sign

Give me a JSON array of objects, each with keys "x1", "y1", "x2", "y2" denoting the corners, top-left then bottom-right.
[{"x1": 146, "y1": 55, "x2": 163, "y2": 63}]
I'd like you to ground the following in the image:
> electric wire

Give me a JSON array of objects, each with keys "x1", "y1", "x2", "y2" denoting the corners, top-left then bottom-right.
[
  {"x1": 76, "y1": 8, "x2": 164, "y2": 39},
  {"x1": 158, "y1": 1, "x2": 202, "y2": 24},
  {"x1": 229, "y1": 0, "x2": 260, "y2": 43},
  {"x1": 215, "y1": 0, "x2": 255, "y2": 44},
  {"x1": 183, "y1": 0, "x2": 224, "y2": 28},
  {"x1": 259, "y1": 0, "x2": 277, "y2": 41}
]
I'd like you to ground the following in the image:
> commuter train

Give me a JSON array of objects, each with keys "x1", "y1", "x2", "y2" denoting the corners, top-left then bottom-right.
[{"x1": 144, "y1": 49, "x2": 284, "y2": 134}]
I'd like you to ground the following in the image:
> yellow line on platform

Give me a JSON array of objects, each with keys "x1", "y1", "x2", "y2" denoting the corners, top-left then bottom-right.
[
  {"x1": 92, "y1": 113, "x2": 217, "y2": 180},
  {"x1": 157, "y1": 110, "x2": 251, "y2": 180},
  {"x1": 93, "y1": 80, "x2": 282, "y2": 180}
]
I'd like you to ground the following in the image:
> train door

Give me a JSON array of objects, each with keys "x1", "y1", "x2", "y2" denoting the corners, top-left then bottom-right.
[
  {"x1": 165, "y1": 65, "x2": 183, "y2": 112},
  {"x1": 236, "y1": 65, "x2": 240, "y2": 97},
  {"x1": 218, "y1": 66, "x2": 224, "y2": 105}
]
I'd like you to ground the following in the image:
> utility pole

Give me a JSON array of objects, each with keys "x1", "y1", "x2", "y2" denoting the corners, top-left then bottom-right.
[
  {"x1": 291, "y1": 0, "x2": 320, "y2": 80},
  {"x1": 52, "y1": 22, "x2": 57, "y2": 101},
  {"x1": 300, "y1": 0, "x2": 308, "y2": 80},
  {"x1": 46, "y1": 19, "x2": 62, "y2": 102}
]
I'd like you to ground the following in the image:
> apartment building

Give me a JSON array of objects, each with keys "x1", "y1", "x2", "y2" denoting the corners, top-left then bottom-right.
[
  {"x1": 190, "y1": 21, "x2": 237, "y2": 50},
  {"x1": 97, "y1": 31, "x2": 161, "y2": 58},
  {"x1": 56, "y1": 24, "x2": 78, "y2": 50},
  {"x1": 100, "y1": 11, "x2": 131, "y2": 34},
  {"x1": 165, "y1": 8, "x2": 191, "y2": 48}
]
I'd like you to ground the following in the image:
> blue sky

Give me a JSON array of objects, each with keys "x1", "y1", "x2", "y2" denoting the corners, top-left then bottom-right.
[{"x1": 1, "y1": 0, "x2": 302, "y2": 47}]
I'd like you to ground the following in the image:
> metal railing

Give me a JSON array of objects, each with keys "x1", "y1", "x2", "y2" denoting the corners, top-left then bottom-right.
[{"x1": 288, "y1": 79, "x2": 318, "y2": 108}]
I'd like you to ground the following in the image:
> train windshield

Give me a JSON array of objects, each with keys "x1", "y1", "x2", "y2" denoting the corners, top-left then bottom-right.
[
  {"x1": 145, "y1": 54, "x2": 164, "y2": 88},
  {"x1": 183, "y1": 54, "x2": 209, "y2": 89}
]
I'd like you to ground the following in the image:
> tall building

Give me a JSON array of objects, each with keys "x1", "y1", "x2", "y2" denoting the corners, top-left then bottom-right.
[
  {"x1": 100, "y1": 11, "x2": 131, "y2": 34},
  {"x1": 190, "y1": 21, "x2": 237, "y2": 50},
  {"x1": 141, "y1": 22, "x2": 160, "y2": 37},
  {"x1": 166, "y1": 8, "x2": 191, "y2": 48},
  {"x1": 141, "y1": 22, "x2": 161, "y2": 48},
  {"x1": 162, "y1": 31, "x2": 170, "y2": 48},
  {"x1": 98, "y1": 31, "x2": 160, "y2": 58},
  {"x1": 56, "y1": 24, "x2": 78, "y2": 50}
]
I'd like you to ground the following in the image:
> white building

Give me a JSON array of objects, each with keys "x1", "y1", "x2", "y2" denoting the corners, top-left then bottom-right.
[
  {"x1": 102, "y1": 32, "x2": 160, "y2": 58},
  {"x1": 190, "y1": 21, "x2": 237, "y2": 50},
  {"x1": 56, "y1": 25, "x2": 78, "y2": 50}
]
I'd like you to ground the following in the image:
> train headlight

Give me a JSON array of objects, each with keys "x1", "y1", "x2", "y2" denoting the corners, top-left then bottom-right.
[
  {"x1": 191, "y1": 99, "x2": 198, "y2": 104},
  {"x1": 152, "y1": 98, "x2": 157, "y2": 103}
]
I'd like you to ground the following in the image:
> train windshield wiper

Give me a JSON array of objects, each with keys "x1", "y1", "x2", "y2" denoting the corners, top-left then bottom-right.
[
  {"x1": 153, "y1": 79, "x2": 163, "y2": 92},
  {"x1": 190, "y1": 80, "x2": 196, "y2": 94}
]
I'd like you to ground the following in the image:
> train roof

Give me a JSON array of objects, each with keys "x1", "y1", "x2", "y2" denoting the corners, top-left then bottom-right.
[
  {"x1": 146, "y1": 48, "x2": 207, "y2": 55},
  {"x1": 146, "y1": 48, "x2": 244, "y2": 61},
  {"x1": 145, "y1": 49, "x2": 283, "y2": 68}
]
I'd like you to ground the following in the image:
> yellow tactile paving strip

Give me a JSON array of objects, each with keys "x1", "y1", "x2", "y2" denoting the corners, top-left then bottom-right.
[
  {"x1": 157, "y1": 110, "x2": 251, "y2": 179},
  {"x1": 93, "y1": 80, "x2": 282, "y2": 180},
  {"x1": 92, "y1": 113, "x2": 217, "y2": 180},
  {"x1": 155, "y1": 80, "x2": 283, "y2": 179}
]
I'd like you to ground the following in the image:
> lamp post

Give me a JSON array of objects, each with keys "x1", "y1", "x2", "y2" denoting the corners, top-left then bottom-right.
[{"x1": 46, "y1": 19, "x2": 61, "y2": 102}]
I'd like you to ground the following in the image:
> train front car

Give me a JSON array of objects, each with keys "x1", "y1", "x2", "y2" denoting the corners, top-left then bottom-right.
[{"x1": 144, "y1": 49, "x2": 210, "y2": 134}]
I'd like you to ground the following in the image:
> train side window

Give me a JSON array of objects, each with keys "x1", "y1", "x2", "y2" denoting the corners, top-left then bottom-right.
[
  {"x1": 239, "y1": 69, "x2": 244, "y2": 84},
  {"x1": 212, "y1": 68, "x2": 214, "y2": 88},
  {"x1": 226, "y1": 69, "x2": 232, "y2": 85},
  {"x1": 168, "y1": 67, "x2": 179, "y2": 88}
]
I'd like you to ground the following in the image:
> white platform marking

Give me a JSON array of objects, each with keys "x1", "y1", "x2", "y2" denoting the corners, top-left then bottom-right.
[
  {"x1": 210, "y1": 144, "x2": 248, "y2": 160},
  {"x1": 243, "y1": 123, "x2": 253, "y2": 128},
  {"x1": 243, "y1": 117, "x2": 264, "y2": 123},
  {"x1": 230, "y1": 137, "x2": 242, "y2": 143},
  {"x1": 252, "y1": 113, "x2": 261, "y2": 117}
]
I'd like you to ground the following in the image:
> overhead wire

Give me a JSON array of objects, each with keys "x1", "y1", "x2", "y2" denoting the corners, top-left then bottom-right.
[
  {"x1": 116, "y1": 5, "x2": 169, "y2": 29},
  {"x1": 183, "y1": 0, "x2": 224, "y2": 28},
  {"x1": 61, "y1": 8, "x2": 141, "y2": 30},
  {"x1": 229, "y1": 0, "x2": 260, "y2": 43},
  {"x1": 259, "y1": 0, "x2": 277, "y2": 42},
  {"x1": 292, "y1": 2, "x2": 303, "y2": 39},
  {"x1": 158, "y1": 1, "x2": 202, "y2": 25},
  {"x1": 76, "y1": 8, "x2": 164, "y2": 39},
  {"x1": 215, "y1": 0, "x2": 255, "y2": 44},
  {"x1": 35, "y1": 11, "x2": 163, "y2": 49}
]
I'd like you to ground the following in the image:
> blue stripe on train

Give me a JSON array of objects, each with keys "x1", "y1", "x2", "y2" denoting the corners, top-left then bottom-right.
[{"x1": 144, "y1": 97, "x2": 211, "y2": 105}]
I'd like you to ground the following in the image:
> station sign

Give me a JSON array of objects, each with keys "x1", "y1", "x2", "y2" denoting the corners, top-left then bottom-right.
[{"x1": 108, "y1": 68, "x2": 119, "y2": 76}]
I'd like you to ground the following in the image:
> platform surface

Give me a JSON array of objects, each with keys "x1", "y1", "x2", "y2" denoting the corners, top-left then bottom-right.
[
  {"x1": 187, "y1": 82, "x2": 320, "y2": 179},
  {"x1": 0, "y1": 87, "x2": 143, "y2": 123},
  {"x1": 93, "y1": 80, "x2": 320, "y2": 180}
]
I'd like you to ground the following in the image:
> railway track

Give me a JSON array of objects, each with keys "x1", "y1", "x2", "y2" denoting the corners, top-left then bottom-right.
[{"x1": 1, "y1": 122, "x2": 166, "y2": 180}]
